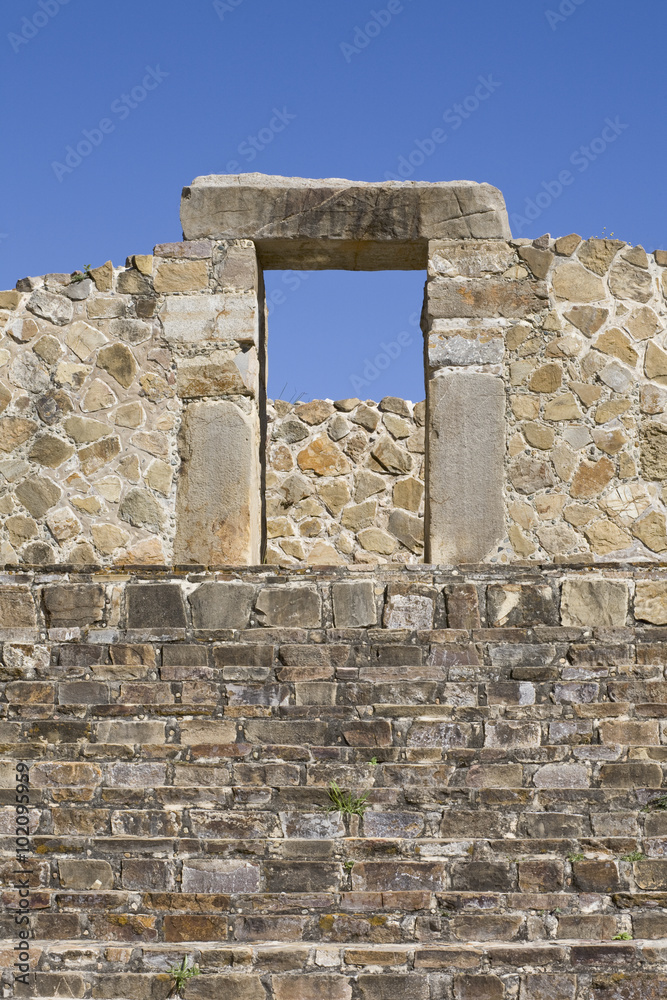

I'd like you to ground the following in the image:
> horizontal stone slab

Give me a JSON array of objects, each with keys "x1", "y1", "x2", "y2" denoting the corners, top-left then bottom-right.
[{"x1": 180, "y1": 173, "x2": 511, "y2": 269}]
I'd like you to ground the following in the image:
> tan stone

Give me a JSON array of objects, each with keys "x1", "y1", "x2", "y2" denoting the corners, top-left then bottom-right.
[
  {"x1": 595, "y1": 399, "x2": 631, "y2": 424},
  {"x1": 561, "y1": 578, "x2": 629, "y2": 627},
  {"x1": 89, "y1": 261, "x2": 113, "y2": 291},
  {"x1": 0, "y1": 290, "x2": 21, "y2": 310},
  {"x1": 543, "y1": 393, "x2": 582, "y2": 421},
  {"x1": 266, "y1": 517, "x2": 294, "y2": 538},
  {"x1": 28, "y1": 435, "x2": 75, "y2": 468},
  {"x1": 145, "y1": 459, "x2": 173, "y2": 495},
  {"x1": 625, "y1": 306, "x2": 660, "y2": 341},
  {"x1": 570, "y1": 382, "x2": 602, "y2": 407},
  {"x1": 536, "y1": 523, "x2": 578, "y2": 554},
  {"x1": 6, "y1": 515, "x2": 37, "y2": 544},
  {"x1": 510, "y1": 394, "x2": 540, "y2": 420},
  {"x1": 552, "y1": 261, "x2": 605, "y2": 302},
  {"x1": 640, "y1": 384, "x2": 667, "y2": 415},
  {"x1": 632, "y1": 511, "x2": 667, "y2": 553},
  {"x1": 63, "y1": 416, "x2": 111, "y2": 444},
  {"x1": 594, "y1": 328, "x2": 638, "y2": 367},
  {"x1": 509, "y1": 359, "x2": 537, "y2": 385},
  {"x1": 14, "y1": 475, "x2": 60, "y2": 517},
  {"x1": 554, "y1": 233, "x2": 582, "y2": 256},
  {"x1": 509, "y1": 499, "x2": 537, "y2": 529},
  {"x1": 55, "y1": 362, "x2": 92, "y2": 388},
  {"x1": 508, "y1": 452, "x2": 555, "y2": 494},
  {"x1": 534, "y1": 493, "x2": 566, "y2": 518},
  {"x1": 0, "y1": 381, "x2": 10, "y2": 415},
  {"x1": 370, "y1": 434, "x2": 413, "y2": 475},
  {"x1": 307, "y1": 541, "x2": 345, "y2": 565},
  {"x1": 132, "y1": 255, "x2": 153, "y2": 276},
  {"x1": 280, "y1": 539, "x2": 306, "y2": 560},
  {"x1": 570, "y1": 456, "x2": 615, "y2": 499},
  {"x1": 517, "y1": 245, "x2": 554, "y2": 279},
  {"x1": 82, "y1": 379, "x2": 116, "y2": 412},
  {"x1": 506, "y1": 323, "x2": 533, "y2": 351},
  {"x1": 116, "y1": 454, "x2": 141, "y2": 483},
  {"x1": 523, "y1": 421, "x2": 554, "y2": 449},
  {"x1": 600, "y1": 483, "x2": 651, "y2": 524},
  {"x1": 341, "y1": 500, "x2": 376, "y2": 531},
  {"x1": 114, "y1": 401, "x2": 144, "y2": 428},
  {"x1": 297, "y1": 436, "x2": 351, "y2": 477},
  {"x1": 645, "y1": 341, "x2": 667, "y2": 384},
  {"x1": 544, "y1": 334, "x2": 582, "y2": 358},
  {"x1": 509, "y1": 524, "x2": 536, "y2": 557},
  {"x1": 592, "y1": 425, "x2": 628, "y2": 455},
  {"x1": 71, "y1": 495, "x2": 104, "y2": 515},
  {"x1": 609, "y1": 259, "x2": 653, "y2": 302},
  {"x1": 78, "y1": 436, "x2": 121, "y2": 475},
  {"x1": 176, "y1": 357, "x2": 247, "y2": 397},
  {"x1": 45, "y1": 508, "x2": 82, "y2": 542},
  {"x1": 116, "y1": 536, "x2": 165, "y2": 565},
  {"x1": 96, "y1": 476, "x2": 122, "y2": 502},
  {"x1": 96, "y1": 343, "x2": 137, "y2": 388},
  {"x1": 140, "y1": 372, "x2": 174, "y2": 401},
  {"x1": 119, "y1": 487, "x2": 163, "y2": 531},
  {"x1": 529, "y1": 363, "x2": 561, "y2": 393},
  {"x1": 8, "y1": 317, "x2": 39, "y2": 343},
  {"x1": 91, "y1": 523, "x2": 130, "y2": 555},
  {"x1": 318, "y1": 480, "x2": 350, "y2": 516},
  {"x1": 640, "y1": 421, "x2": 667, "y2": 480},
  {"x1": 551, "y1": 442, "x2": 577, "y2": 482},
  {"x1": 357, "y1": 527, "x2": 397, "y2": 555},
  {"x1": 65, "y1": 321, "x2": 107, "y2": 361},
  {"x1": 295, "y1": 400, "x2": 334, "y2": 425},
  {"x1": 393, "y1": 477, "x2": 423, "y2": 512},
  {"x1": 623, "y1": 245, "x2": 648, "y2": 268},
  {"x1": 577, "y1": 238, "x2": 625, "y2": 275},
  {"x1": 564, "y1": 503, "x2": 599, "y2": 527},
  {"x1": 618, "y1": 452, "x2": 637, "y2": 478},
  {"x1": 0, "y1": 416, "x2": 37, "y2": 453},
  {"x1": 383, "y1": 412, "x2": 412, "y2": 439},
  {"x1": 154, "y1": 259, "x2": 208, "y2": 293},
  {"x1": 131, "y1": 431, "x2": 169, "y2": 458},
  {"x1": 635, "y1": 582, "x2": 667, "y2": 625},
  {"x1": 583, "y1": 518, "x2": 632, "y2": 555},
  {"x1": 32, "y1": 334, "x2": 63, "y2": 364},
  {"x1": 564, "y1": 305, "x2": 608, "y2": 336}
]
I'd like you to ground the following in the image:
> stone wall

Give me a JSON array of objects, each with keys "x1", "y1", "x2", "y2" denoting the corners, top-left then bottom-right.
[
  {"x1": 424, "y1": 235, "x2": 667, "y2": 565},
  {"x1": 265, "y1": 397, "x2": 425, "y2": 566}
]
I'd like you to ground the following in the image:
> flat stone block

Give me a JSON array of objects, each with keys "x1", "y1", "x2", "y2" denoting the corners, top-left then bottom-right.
[
  {"x1": 189, "y1": 581, "x2": 255, "y2": 629},
  {"x1": 255, "y1": 586, "x2": 321, "y2": 627},
  {"x1": 160, "y1": 292, "x2": 257, "y2": 345},
  {"x1": 125, "y1": 584, "x2": 187, "y2": 628},
  {"x1": 332, "y1": 581, "x2": 376, "y2": 627},
  {"x1": 427, "y1": 372, "x2": 505, "y2": 564},
  {"x1": 560, "y1": 578, "x2": 629, "y2": 627},
  {"x1": 181, "y1": 173, "x2": 511, "y2": 269},
  {"x1": 427, "y1": 276, "x2": 548, "y2": 320},
  {"x1": 174, "y1": 400, "x2": 261, "y2": 565}
]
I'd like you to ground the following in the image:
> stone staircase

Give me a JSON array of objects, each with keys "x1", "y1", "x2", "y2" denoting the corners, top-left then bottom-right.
[{"x1": 2, "y1": 567, "x2": 667, "y2": 999}]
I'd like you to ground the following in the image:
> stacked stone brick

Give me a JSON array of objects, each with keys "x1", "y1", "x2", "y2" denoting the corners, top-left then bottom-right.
[
  {"x1": 2, "y1": 568, "x2": 667, "y2": 998},
  {"x1": 266, "y1": 397, "x2": 425, "y2": 565}
]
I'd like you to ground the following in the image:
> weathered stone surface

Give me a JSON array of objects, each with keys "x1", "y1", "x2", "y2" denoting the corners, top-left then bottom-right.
[
  {"x1": 583, "y1": 518, "x2": 631, "y2": 555},
  {"x1": 371, "y1": 435, "x2": 412, "y2": 475},
  {"x1": 388, "y1": 509, "x2": 424, "y2": 553},
  {"x1": 43, "y1": 583, "x2": 105, "y2": 626},
  {"x1": 0, "y1": 586, "x2": 36, "y2": 626},
  {"x1": 154, "y1": 259, "x2": 209, "y2": 293},
  {"x1": 564, "y1": 305, "x2": 608, "y2": 336},
  {"x1": 0, "y1": 416, "x2": 37, "y2": 452},
  {"x1": 15, "y1": 475, "x2": 60, "y2": 518},
  {"x1": 635, "y1": 582, "x2": 667, "y2": 625},
  {"x1": 182, "y1": 860, "x2": 259, "y2": 893},
  {"x1": 90, "y1": 523, "x2": 129, "y2": 555},
  {"x1": 298, "y1": 435, "x2": 350, "y2": 477},
  {"x1": 428, "y1": 326, "x2": 504, "y2": 367},
  {"x1": 190, "y1": 581, "x2": 255, "y2": 629},
  {"x1": 78, "y1": 436, "x2": 121, "y2": 475},
  {"x1": 175, "y1": 400, "x2": 260, "y2": 565},
  {"x1": 108, "y1": 317, "x2": 152, "y2": 345},
  {"x1": 429, "y1": 373, "x2": 504, "y2": 562},
  {"x1": 595, "y1": 328, "x2": 638, "y2": 367},
  {"x1": 358, "y1": 527, "x2": 398, "y2": 555},
  {"x1": 517, "y1": 245, "x2": 554, "y2": 279},
  {"x1": 26, "y1": 288, "x2": 73, "y2": 325},
  {"x1": 577, "y1": 238, "x2": 625, "y2": 275},
  {"x1": 552, "y1": 261, "x2": 605, "y2": 302},
  {"x1": 560, "y1": 579, "x2": 629, "y2": 626},
  {"x1": 176, "y1": 356, "x2": 250, "y2": 398},
  {"x1": 570, "y1": 456, "x2": 615, "y2": 499},
  {"x1": 508, "y1": 453, "x2": 555, "y2": 494},
  {"x1": 65, "y1": 321, "x2": 107, "y2": 361},
  {"x1": 89, "y1": 260, "x2": 113, "y2": 291},
  {"x1": 428, "y1": 276, "x2": 547, "y2": 320},
  {"x1": 631, "y1": 511, "x2": 667, "y2": 552},
  {"x1": 640, "y1": 420, "x2": 667, "y2": 480},
  {"x1": 28, "y1": 434, "x2": 75, "y2": 468},
  {"x1": 609, "y1": 258, "x2": 653, "y2": 302},
  {"x1": 645, "y1": 341, "x2": 667, "y2": 384},
  {"x1": 58, "y1": 859, "x2": 113, "y2": 890},
  {"x1": 255, "y1": 586, "x2": 321, "y2": 627},
  {"x1": 332, "y1": 581, "x2": 376, "y2": 627},
  {"x1": 161, "y1": 291, "x2": 257, "y2": 345},
  {"x1": 181, "y1": 174, "x2": 511, "y2": 269},
  {"x1": 125, "y1": 584, "x2": 186, "y2": 628},
  {"x1": 96, "y1": 342, "x2": 137, "y2": 388}
]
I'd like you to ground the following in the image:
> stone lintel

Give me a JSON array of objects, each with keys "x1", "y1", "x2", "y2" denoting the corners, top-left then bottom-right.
[{"x1": 180, "y1": 173, "x2": 511, "y2": 270}]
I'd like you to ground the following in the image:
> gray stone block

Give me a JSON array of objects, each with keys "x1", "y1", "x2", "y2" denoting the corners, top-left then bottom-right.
[
  {"x1": 332, "y1": 581, "x2": 376, "y2": 627},
  {"x1": 125, "y1": 583, "x2": 187, "y2": 628},
  {"x1": 174, "y1": 400, "x2": 261, "y2": 566},
  {"x1": 190, "y1": 581, "x2": 255, "y2": 629},
  {"x1": 181, "y1": 173, "x2": 510, "y2": 269},
  {"x1": 255, "y1": 586, "x2": 321, "y2": 627},
  {"x1": 427, "y1": 372, "x2": 505, "y2": 564},
  {"x1": 42, "y1": 584, "x2": 105, "y2": 627}
]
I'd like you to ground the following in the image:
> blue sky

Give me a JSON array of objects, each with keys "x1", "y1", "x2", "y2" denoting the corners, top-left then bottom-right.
[{"x1": 1, "y1": 0, "x2": 664, "y2": 402}]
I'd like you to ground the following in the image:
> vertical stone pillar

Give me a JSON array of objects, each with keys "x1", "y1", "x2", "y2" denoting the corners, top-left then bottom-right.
[
  {"x1": 424, "y1": 239, "x2": 545, "y2": 564},
  {"x1": 157, "y1": 239, "x2": 262, "y2": 565}
]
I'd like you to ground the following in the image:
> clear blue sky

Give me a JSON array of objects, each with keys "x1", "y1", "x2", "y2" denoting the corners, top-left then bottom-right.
[{"x1": 1, "y1": 0, "x2": 664, "y2": 402}]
